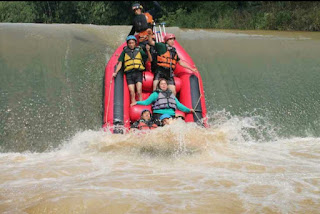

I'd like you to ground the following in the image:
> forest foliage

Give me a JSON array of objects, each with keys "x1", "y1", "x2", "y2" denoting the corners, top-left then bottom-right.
[{"x1": 1, "y1": 1, "x2": 319, "y2": 31}]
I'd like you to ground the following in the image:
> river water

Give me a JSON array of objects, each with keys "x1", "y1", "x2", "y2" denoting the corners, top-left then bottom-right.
[{"x1": 0, "y1": 23, "x2": 320, "y2": 213}]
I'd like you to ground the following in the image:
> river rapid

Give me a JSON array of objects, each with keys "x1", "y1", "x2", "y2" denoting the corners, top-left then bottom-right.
[{"x1": 0, "y1": 23, "x2": 320, "y2": 213}]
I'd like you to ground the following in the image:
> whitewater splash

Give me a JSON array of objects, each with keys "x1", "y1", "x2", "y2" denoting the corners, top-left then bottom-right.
[
  {"x1": 2, "y1": 23, "x2": 320, "y2": 152},
  {"x1": 1, "y1": 111, "x2": 319, "y2": 213},
  {"x1": 1, "y1": 23, "x2": 320, "y2": 213}
]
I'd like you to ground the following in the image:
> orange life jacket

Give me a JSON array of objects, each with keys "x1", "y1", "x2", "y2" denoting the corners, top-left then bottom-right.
[
  {"x1": 137, "y1": 120, "x2": 158, "y2": 130},
  {"x1": 157, "y1": 47, "x2": 178, "y2": 70},
  {"x1": 144, "y1": 12, "x2": 154, "y2": 25},
  {"x1": 138, "y1": 29, "x2": 154, "y2": 42}
]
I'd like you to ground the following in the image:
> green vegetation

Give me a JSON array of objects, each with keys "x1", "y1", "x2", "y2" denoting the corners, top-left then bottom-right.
[{"x1": 1, "y1": 1, "x2": 319, "y2": 31}]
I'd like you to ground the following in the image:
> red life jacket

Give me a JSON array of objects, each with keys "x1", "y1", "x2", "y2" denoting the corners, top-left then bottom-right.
[{"x1": 137, "y1": 120, "x2": 158, "y2": 130}]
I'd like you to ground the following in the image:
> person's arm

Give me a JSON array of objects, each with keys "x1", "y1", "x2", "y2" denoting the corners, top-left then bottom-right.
[
  {"x1": 145, "y1": 44, "x2": 152, "y2": 62},
  {"x1": 113, "y1": 61, "x2": 123, "y2": 78},
  {"x1": 131, "y1": 92, "x2": 158, "y2": 106},
  {"x1": 175, "y1": 98, "x2": 195, "y2": 113},
  {"x1": 178, "y1": 60, "x2": 198, "y2": 73},
  {"x1": 113, "y1": 52, "x2": 125, "y2": 77},
  {"x1": 128, "y1": 25, "x2": 135, "y2": 36},
  {"x1": 148, "y1": 34, "x2": 155, "y2": 46}
]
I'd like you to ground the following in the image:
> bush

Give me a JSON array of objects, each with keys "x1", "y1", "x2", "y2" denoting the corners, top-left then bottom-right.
[
  {"x1": 0, "y1": 1, "x2": 36, "y2": 23},
  {"x1": 0, "y1": 1, "x2": 319, "y2": 31}
]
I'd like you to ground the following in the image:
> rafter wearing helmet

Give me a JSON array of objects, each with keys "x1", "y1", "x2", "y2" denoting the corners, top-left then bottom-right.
[
  {"x1": 128, "y1": 2, "x2": 162, "y2": 48},
  {"x1": 148, "y1": 33, "x2": 198, "y2": 96},
  {"x1": 113, "y1": 35, "x2": 152, "y2": 104},
  {"x1": 131, "y1": 109, "x2": 158, "y2": 130}
]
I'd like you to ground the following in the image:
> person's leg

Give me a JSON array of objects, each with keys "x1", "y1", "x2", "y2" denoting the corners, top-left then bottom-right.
[
  {"x1": 128, "y1": 84, "x2": 136, "y2": 103},
  {"x1": 150, "y1": 46, "x2": 158, "y2": 73},
  {"x1": 151, "y1": 62, "x2": 157, "y2": 73},
  {"x1": 164, "y1": 71, "x2": 176, "y2": 96},
  {"x1": 168, "y1": 84, "x2": 176, "y2": 96},
  {"x1": 134, "y1": 70, "x2": 143, "y2": 101},
  {"x1": 136, "y1": 82, "x2": 142, "y2": 101},
  {"x1": 153, "y1": 79, "x2": 159, "y2": 91},
  {"x1": 153, "y1": 70, "x2": 161, "y2": 91},
  {"x1": 126, "y1": 72, "x2": 136, "y2": 103}
]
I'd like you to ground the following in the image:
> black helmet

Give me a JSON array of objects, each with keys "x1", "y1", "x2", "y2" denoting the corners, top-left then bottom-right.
[{"x1": 132, "y1": 2, "x2": 143, "y2": 10}]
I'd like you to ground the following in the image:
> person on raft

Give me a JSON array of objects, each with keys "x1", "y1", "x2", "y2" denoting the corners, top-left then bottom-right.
[
  {"x1": 128, "y1": 1, "x2": 162, "y2": 51},
  {"x1": 113, "y1": 35, "x2": 152, "y2": 104},
  {"x1": 131, "y1": 78, "x2": 195, "y2": 125},
  {"x1": 129, "y1": 2, "x2": 161, "y2": 73},
  {"x1": 131, "y1": 109, "x2": 158, "y2": 130},
  {"x1": 160, "y1": 113, "x2": 186, "y2": 126},
  {"x1": 160, "y1": 114, "x2": 174, "y2": 126},
  {"x1": 148, "y1": 33, "x2": 198, "y2": 96}
]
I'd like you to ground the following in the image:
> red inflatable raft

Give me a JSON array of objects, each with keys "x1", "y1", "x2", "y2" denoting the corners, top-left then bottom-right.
[{"x1": 102, "y1": 34, "x2": 208, "y2": 133}]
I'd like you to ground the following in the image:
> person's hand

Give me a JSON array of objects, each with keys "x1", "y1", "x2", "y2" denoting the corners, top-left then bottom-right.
[
  {"x1": 146, "y1": 44, "x2": 150, "y2": 51},
  {"x1": 130, "y1": 102, "x2": 137, "y2": 107},
  {"x1": 190, "y1": 108, "x2": 195, "y2": 113},
  {"x1": 147, "y1": 28, "x2": 153, "y2": 35},
  {"x1": 113, "y1": 72, "x2": 117, "y2": 78}
]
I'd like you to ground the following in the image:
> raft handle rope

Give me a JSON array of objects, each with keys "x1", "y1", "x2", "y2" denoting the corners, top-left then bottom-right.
[
  {"x1": 194, "y1": 93, "x2": 202, "y2": 110},
  {"x1": 193, "y1": 93, "x2": 202, "y2": 122},
  {"x1": 106, "y1": 64, "x2": 117, "y2": 122},
  {"x1": 192, "y1": 73, "x2": 204, "y2": 124}
]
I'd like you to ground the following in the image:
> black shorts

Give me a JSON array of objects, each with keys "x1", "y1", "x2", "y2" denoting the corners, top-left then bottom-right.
[
  {"x1": 154, "y1": 67, "x2": 175, "y2": 85},
  {"x1": 125, "y1": 70, "x2": 143, "y2": 85}
]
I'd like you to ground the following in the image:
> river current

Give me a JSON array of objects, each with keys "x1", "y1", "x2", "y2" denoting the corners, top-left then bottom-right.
[{"x1": 0, "y1": 23, "x2": 319, "y2": 213}]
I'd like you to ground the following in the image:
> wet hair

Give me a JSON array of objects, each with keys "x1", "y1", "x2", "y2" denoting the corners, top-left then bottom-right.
[
  {"x1": 141, "y1": 109, "x2": 151, "y2": 116},
  {"x1": 157, "y1": 78, "x2": 168, "y2": 90}
]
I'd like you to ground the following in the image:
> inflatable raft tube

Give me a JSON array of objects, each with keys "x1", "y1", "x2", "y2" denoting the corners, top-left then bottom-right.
[{"x1": 102, "y1": 35, "x2": 208, "y2": 133}]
